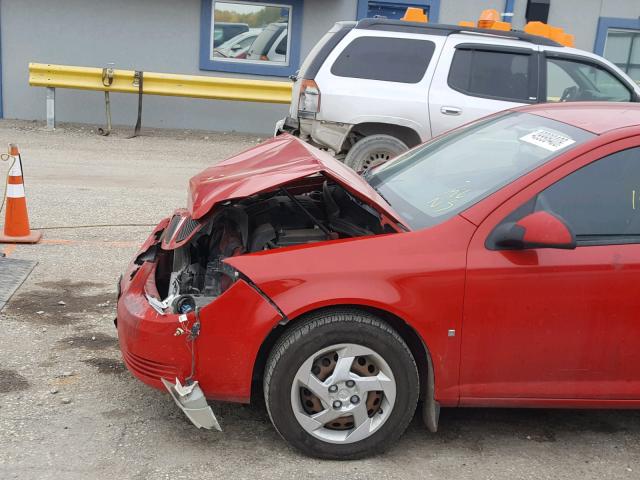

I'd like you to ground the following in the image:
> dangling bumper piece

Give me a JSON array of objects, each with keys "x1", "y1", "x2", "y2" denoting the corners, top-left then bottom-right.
[{"x1": 161, "y1": 377, "x2": 222, "y2": 431}]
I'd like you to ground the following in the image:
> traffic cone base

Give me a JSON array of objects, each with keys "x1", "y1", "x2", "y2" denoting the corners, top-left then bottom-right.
[{"x1": 0, "y1": 230, "x2": 42, "y2": 244}]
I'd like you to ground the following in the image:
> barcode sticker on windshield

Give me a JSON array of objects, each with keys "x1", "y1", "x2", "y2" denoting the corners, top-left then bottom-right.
[{"x1": 520, "y1": 129, "x2": 575, "y2": 152}]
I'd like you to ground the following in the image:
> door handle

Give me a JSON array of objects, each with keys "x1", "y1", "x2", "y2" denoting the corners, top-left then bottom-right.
[{"x1": 441, "y1": 106, "x2": 462, "y2": 116}]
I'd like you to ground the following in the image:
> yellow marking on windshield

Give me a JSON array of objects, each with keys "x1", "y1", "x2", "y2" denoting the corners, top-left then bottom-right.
[{"x1": 427, "y1": 188, "x2": 471, "y2": 214}]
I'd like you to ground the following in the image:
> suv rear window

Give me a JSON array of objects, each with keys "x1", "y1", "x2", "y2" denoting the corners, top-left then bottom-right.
[
  {"x1": 331, "y1": 36, "x2": 435, "y2": 83},
  {"x1": 448, "y1": 48, "x2": 535, "y2": 102}
]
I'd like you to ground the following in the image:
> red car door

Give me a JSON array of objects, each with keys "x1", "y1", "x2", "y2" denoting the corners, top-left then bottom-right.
[{"x1": 460, "y1": 138, "x2": 640, "y2": 403}]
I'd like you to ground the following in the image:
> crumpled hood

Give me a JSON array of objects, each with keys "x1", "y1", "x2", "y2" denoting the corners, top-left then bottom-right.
[{"x1": 188, "y1": 134, "x2": 405, "y2": 225}]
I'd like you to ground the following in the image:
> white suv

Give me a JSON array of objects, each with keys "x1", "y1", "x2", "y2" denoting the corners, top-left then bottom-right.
[{"x1": 276, "y1": 18, "x2": 640, "y2": 171}]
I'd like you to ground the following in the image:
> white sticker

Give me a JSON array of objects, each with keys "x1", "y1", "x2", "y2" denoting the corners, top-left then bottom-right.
[{"x1": 520, "y1": 129, "x2": 575, "y2": 152}]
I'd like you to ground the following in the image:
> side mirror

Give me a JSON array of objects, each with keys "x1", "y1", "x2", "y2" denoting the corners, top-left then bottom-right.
[{"x1": 493, "y1": 211, "x2": 576, "y2": 250}]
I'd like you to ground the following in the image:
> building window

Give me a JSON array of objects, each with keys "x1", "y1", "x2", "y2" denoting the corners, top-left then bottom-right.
[
  {"x1": 604, "y1": 30, "x2": 640, "y2": 85},
  {"x1": 356, "y1": 0, "x2": 440, "y2": 22},
  {"x1": 594, "y1": 17, "x2": 640, "y2": 86},
  {"x1": 200, "y1": 0, "x2": 302, "y2": 76}
]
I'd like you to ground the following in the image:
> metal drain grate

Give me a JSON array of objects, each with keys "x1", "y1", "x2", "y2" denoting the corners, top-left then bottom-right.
[{"x1": 0, "y1": 257, "x2": 37, "y2": 311}]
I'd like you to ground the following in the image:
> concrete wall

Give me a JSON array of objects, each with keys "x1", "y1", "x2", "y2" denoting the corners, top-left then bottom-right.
[
  {"x1": 1, "y1": 0, "x2": 356, "y2": 134},
  {"x1": 439, "y1": 0, "x2": 504, "y2": 25},
  {"x1": 1, "y1": 0, "x2": 639, "y2": 133}
]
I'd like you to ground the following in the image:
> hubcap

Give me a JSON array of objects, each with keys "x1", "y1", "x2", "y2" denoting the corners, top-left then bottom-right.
[
  {"x1": 290, "y1": 343, "x2": 397, "y2": 444},
  {"x1": 360, "y1": 151, "x2": 393, "y2": 172}
]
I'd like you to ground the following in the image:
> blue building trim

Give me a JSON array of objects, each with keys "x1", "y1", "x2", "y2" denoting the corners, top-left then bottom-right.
[
  {"x1": 356, "y1": 0, "x2": 440, "y2": 23},
  {"x1": 0, "y1": 5, "x2": 3, "y2": 119},
  {"x1": 594, "y1": 16, "x2": 640, "y2": 55},
  {"x1": 502, "y1": 0, "x2": 515, "y2": 23},
  {"x1": 199, "y1": 0, "x2": 303, "y2": 77}
]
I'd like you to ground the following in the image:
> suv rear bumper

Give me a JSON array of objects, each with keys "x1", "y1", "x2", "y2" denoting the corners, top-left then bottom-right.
[
  {"x1": 277, "y1": 115, "x2": 352, "y2": 153},
  {"x1": 275, "y1": 115, "x2": 300, "y2": 137}
]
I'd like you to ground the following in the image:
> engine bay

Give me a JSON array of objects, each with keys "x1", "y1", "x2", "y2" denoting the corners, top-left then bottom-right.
[{"x1": 152, "y1": 176, "x2": 397, "y2": 313}]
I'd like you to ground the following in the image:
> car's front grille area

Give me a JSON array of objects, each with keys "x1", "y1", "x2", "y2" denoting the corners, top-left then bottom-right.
[
  {"x1": 123, "y1": 350, "x2": 178, "y2": 381},
  {"x1": 176, "y1": 218, "x2": 200, "y2": 242}
]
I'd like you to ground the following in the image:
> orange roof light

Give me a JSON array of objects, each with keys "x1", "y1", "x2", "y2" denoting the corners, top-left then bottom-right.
[
  {"x1": 524, "y1": 21, "x2": 549, "y2": 37},
  {"x1": 563, "y1": 33, "x2": 575, "y2": 47},
  {"x1": 477, "y1": 9, "x2": 500, "y2": 29},
  {"x1": 456, "y1": 13, "x2": 576, "y2": 46},
  {"x1": 524, "y1": 21, "x2": 575, "y2": 46},
  {"x1": 401, "y1": 7, "x2": 428, "y2": 23},
  {"x1": 476, "y1": 9, "x2": 511, "y2": 31}
]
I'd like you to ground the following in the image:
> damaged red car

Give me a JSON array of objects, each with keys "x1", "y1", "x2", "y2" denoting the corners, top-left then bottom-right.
[{"x1": 117, "y1": 102, "x2": 640, "y2": 459}]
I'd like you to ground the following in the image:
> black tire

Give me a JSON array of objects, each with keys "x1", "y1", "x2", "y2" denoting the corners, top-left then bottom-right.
[
  {"x1": 263, "y1": 308, "x2": 419, "y2": 460},
  {"x1": 344, "y1": 135, "x2": 408, "y2": 172}
]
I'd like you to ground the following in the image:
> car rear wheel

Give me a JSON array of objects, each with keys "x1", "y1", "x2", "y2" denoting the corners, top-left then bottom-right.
[
  {"x1": 263, "y1": 309, "x2": 419, "y2": 459},
  {"x1": 344, "y1": 135, "x2": 408, "y2": 172}
]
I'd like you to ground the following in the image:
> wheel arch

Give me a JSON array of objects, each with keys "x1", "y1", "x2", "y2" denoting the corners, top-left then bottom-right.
[
  {"x1": 348, "y1": 122, "x2": 422, "y2": 150},
  {"x1": 251, "y1": 303, "x2": 435, "y2": 414}
]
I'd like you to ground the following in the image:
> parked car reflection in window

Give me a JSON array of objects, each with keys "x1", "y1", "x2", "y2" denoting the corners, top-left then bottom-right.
[{"x1": 211, "y1": 1, "x2": 290, "y2": 65}]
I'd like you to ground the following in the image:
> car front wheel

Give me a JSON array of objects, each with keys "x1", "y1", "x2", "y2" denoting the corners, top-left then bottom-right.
[{"x1": 263, "y1": 309, "x2": 419, "y2": 459}]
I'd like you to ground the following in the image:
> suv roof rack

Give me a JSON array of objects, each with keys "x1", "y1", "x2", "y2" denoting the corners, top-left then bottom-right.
[{"x1": 356, "y1": 18, "x2": 563, "y2": 47}]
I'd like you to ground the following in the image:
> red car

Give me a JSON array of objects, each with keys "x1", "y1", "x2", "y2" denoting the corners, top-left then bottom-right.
[{"x1": 117, "y1": 102, "x2": 640, "y2": 459}]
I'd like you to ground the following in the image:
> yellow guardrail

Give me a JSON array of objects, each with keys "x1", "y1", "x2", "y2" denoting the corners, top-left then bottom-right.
[
  {"x1": 29, "y1": 63, "x2": 293, "y2": 103},
  {"x1": 29, "y1": 62, "x2": 294, "y2": 132}
]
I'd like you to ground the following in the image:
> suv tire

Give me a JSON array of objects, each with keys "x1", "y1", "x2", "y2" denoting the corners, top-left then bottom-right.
[
  {"x1": 344, "y1": 134, "x2": 408, "y2": 172},
  {"x1": 263, "y1": 308, "x2": 419, "y2": 460}
]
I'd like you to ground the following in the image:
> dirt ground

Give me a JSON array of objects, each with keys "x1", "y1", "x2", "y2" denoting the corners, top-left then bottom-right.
[{"x1": 0, "y1": 120, "x2": 638, "y2": 480}]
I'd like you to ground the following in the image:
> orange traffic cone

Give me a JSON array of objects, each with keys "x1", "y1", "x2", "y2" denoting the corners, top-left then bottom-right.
[{"x1": 0, "y1": 144, "x2": 42, "y2": 244}]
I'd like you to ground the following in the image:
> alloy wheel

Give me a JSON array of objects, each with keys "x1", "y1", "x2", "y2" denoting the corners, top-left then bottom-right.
[{"x1": 290, "y1": 343, "x2": 397, "y2": 444}]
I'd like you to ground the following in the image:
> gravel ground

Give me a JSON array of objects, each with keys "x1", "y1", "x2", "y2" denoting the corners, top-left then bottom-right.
[{"x1": 0, "y1": 120, "x2": 639, "y2": 480}]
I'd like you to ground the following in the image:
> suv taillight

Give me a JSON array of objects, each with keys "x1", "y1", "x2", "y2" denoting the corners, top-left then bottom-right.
[{"x1": 298, "y1": 79, "x2": 321, "y2": 118}]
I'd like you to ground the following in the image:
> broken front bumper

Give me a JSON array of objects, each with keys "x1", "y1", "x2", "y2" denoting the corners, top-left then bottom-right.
[
  {"x1": 116, "y1": 223, "x2": 286, "y2": 405},
  {"x1": 161, "y1": 378, "x2": 221, "y2": 430}
]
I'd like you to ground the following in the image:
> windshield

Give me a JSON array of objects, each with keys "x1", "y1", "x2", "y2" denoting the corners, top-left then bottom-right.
[{"x1": 367, "y1": 112, "x2": 595, "y2": 229}]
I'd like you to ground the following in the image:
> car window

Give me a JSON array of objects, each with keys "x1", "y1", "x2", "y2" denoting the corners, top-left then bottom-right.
[
  {"x1": 546, "y1": 61, "x2": 577, "y2": 101},
  {"x1": 248, "y1": 23, "x2": 287, "y2": 62},
  {"x1": 213, "y1": 28, "x2": 225, "y2": 44},
  {"x1": 545, "y1": 57, "x2": 631, "y2": 102},
  {"x1": 330, "y1": 36, "x2": 435, "y2": 83},
  {"x1": 534, "y1": 147, "x2": 640, "y2": 244},
  {"x1": 366, "y1": 112, "x2": 594, "y2": 230},
  {"x1": 275, "y1": 35, "x2": 288, "y2": 55},
  {"x1": 448, "y1": 48, "x2": 534, "y2": 103},
  {"x1": 214, "y1": 25, "x2": 249, "y2": 47},
  {"x1": 238, "y1": 36, "x2": 255, "y2": 49}
]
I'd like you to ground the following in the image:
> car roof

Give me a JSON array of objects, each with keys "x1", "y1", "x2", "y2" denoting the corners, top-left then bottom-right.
[{"x1": 515, "y1": 102, "x2": 640, "y2": 134}]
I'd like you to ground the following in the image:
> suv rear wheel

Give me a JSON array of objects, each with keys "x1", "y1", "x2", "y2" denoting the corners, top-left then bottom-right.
[
  {"x1": 263, "y1": 309, "x2": 419, "y2": 459},
  {"x1": 344, "y1": 134, "x2": 408, "y2": 172}
]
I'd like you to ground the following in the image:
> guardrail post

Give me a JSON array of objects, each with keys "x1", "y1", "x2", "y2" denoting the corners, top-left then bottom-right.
[{"x1": 46, "y1": 87, "x2": 55, "y2": 130}]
